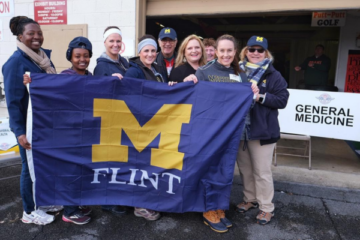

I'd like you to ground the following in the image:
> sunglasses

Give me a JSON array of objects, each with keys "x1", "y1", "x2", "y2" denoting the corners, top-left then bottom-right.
[{"x1": 248, "y1": 48, "x2": 265, "y2": 53}]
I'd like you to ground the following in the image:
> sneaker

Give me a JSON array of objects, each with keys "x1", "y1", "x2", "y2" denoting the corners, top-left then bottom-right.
[
  {"x1": 38, "y1": 205, "x2": 64, "y2": 213},
  {"x1": 236, "y1": 201, "x2": 259, "y2": 213},
  {"x1": 62, "y1": 211, "x2": 91, "y2": 225},
  {"x1": 256, "y1": 210, "x2": 274, "y2": 225},
  {"x1": 216, "y1": 210, "x2": 232, "y2": 228},
  {"x1": 134, "y1": 207, "x2": 161, "y2": 221},
  {"x1": 101, "y1": 205, "x2": 127, "y2": 216},
  {"x1": 21, "y1": 210, "x2": 55, "y2": 225},
  {"x1": 79, "y1": 206, "x2": 92, "y2": 216},
  {"x1": 203, "y1": 210, "x2": 228, "y2": 233}
]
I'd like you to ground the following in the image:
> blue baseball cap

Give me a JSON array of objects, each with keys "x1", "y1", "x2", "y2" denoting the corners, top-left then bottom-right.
[
  {"x1": 158, "y1": 27, "x2": 177, "y2": 40},
  {"x1": 66, "y1": 36, "x2": 93, "y2": 61},
  {"x1": 247, "y1": 36, "x2": 268, "y2": 50}
]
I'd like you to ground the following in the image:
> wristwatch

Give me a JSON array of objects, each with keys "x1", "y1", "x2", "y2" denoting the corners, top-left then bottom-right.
[{"x1": 258, "y1": 94, "x2": 265, "y2": 104}]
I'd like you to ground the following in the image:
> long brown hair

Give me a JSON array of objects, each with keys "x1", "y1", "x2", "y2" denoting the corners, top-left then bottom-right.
[
  {"x1": 175, "y1": 35, "x2": 207, "y2": 68},
  {"x1": 215, "y1": 34, "x2": 242, "y2": 75}
]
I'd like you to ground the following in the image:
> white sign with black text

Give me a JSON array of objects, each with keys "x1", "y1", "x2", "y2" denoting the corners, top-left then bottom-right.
[
  {"x1": 311, "y1": 11, "x2": 346, "y2": 27},
  {"x1": 278, "y1": 89, "x2": 360, "y2": 141}
]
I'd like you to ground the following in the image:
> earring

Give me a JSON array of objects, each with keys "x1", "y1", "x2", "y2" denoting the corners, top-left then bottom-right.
[{"x1": 183, "y1": 57, "x2": 187, "y2": 63}]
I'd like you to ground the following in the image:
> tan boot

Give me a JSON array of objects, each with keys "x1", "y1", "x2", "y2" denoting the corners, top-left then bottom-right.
[
  {"x1": 203, "y1": 210, "x2": 228, "y2": 233},
  {"x1": 216, "y1": 210, "x2": 232, "y2": 228},
  {"x1": 256, "y1": 210, "x2": 274, "y2": 225}
]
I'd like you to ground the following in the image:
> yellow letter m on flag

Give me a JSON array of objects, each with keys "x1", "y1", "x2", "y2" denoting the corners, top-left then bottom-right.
[{"x1": 92, "y1": 99, "x2": 192, "y2": 171}]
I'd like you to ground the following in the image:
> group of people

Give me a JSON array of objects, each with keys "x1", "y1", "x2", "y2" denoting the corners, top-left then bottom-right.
[{"x1": 2, "y1": 16, "x2": 289, "y2": 233}]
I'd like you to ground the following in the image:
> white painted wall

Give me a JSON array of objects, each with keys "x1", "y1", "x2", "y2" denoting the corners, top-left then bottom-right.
[
  {"x1": 335, "y1": 11, "x2": 360, "y2": 92},
  {"x1": 0, "y1": 0, "x2": 136, "y2": 118}
]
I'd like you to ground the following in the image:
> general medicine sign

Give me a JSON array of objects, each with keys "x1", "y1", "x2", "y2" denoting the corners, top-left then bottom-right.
[
  {"x1": 34, "y1": 0, "x2": 67, "y2": 25},
  {"x1": 278, "y1": 90, "x2": 360, "y2": 141},
  {"x1": 311, "y1": 11, "x2": 346, "y2": 27}
]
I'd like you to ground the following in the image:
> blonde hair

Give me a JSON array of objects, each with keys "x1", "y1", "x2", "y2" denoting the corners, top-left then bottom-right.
[
  {"x1": 175, "y1": 35, "x2": 207, "y2": 68},
  {"x1": 239, "y1": 46, "x2": 274, "y2": 62}
]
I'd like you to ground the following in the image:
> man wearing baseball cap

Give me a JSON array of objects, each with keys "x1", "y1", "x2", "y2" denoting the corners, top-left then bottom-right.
[{"x1": 155, "y1": 27, "x2": 178, "y2": 82}]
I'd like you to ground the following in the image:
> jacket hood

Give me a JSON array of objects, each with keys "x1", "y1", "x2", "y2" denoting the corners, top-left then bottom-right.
[
  {"x1": 129, "y1": 56, "x2": 147, "y2": 68},
  {"x1": 96, "y1": 52, "x2": 122, "y2": 64}
]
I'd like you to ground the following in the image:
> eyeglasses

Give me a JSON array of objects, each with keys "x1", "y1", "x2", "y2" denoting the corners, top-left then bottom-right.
[
  {"x1": 161, "y1": 39, "x2": 176, "y2": 43},
  {"x1": 248, "y1": 48, "x2": 265, "y2": 53}
]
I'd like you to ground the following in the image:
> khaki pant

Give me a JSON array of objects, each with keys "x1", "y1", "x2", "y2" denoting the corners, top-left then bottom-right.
[{"x1": 237, "y1": 140, "x2": 275, "y2": 212}]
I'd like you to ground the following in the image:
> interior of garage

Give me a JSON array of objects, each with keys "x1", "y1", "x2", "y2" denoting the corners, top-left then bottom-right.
[
  {"x1": 146, "y1": 12, "x2": 340, "y2": 89},
  {"x1": 146, "y1": 11, "x2": 360, "y2": 184}
]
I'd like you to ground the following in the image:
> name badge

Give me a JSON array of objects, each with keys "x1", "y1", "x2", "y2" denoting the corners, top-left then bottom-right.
[{"x1": 229, "y1": 74, "x2": 241, "y2": 82}]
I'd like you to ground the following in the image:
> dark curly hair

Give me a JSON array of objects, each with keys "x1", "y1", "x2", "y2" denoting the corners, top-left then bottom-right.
[{"x1": 9, "y1": 16, "x2": 39, "y2": 37}]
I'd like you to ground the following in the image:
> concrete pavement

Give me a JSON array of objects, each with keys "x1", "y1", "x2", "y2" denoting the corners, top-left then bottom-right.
[{"x1": 1, "y1": 162, "x2": 360, "y2": 240}]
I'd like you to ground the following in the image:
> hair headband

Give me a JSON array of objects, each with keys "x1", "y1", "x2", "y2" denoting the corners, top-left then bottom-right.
[
  {"x1": 138, "y1": 39, "x2": 157, "y2": 53},
  {"x1": 103, "y1": 29, "x2": 122, "y2": 42}
]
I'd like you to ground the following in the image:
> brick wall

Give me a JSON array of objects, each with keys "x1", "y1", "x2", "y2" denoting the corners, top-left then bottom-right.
[{"x1": 0, "y1": 0, "x2": 136, "y2": 117}]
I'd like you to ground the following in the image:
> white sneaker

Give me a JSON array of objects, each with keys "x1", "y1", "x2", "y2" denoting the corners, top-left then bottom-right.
[
  {"x1": 38, "y1": 205, "x2": 64, "y2": 212},
  {"x1": 21, "y1": 209, "x2": 55, "y2": 225}
]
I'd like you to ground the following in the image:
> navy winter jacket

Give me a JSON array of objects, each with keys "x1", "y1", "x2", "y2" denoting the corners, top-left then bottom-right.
[
  {"x1": 248, "y1": 64, "x2": 289, "y2": 144},
  {"x1": 125, "y1": 57, "x2": 164, "y2": 82},
  {"x1": 2, "y1": 48, "x2": 55, "y2": 137},
  {"x1": 93, "y1": 55, "x2": 129, "y2": 76}
]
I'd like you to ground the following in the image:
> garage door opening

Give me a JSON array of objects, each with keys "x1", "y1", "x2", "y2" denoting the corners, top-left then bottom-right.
[
  {"x1": 146, "y1": 12, "x2": 360, "y2": 181},
  {"x1": 146, "y1": 12, "x2": 340, "y2": 90}
]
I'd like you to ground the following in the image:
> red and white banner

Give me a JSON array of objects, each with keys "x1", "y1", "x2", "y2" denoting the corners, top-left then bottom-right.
[
  {"x1": 344, "y1": 50, "x2": 360, "y2": 93},
  {"x1": 0, "y1": 0, "x2": 14, "y2": 17},
  {"x1": 34, "y1": 0, "x2": 67, "y2": 25}
]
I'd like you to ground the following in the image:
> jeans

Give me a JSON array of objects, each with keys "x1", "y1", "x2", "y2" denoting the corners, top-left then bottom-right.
[
  {"x1": 18, "y1": 142, "x2": 35, "y2": 213},
  {"x1": 63, "y1": 206, "x2": 79, "y2": 216}
]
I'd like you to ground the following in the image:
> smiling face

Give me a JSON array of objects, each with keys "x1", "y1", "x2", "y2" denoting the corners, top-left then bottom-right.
[
  {"x1": 205, "y1": 46, "x2": 215, "y2": 62},
  {"x1": 139, "y1": 45, "x2": 157, "y2": 68},
  {"x1": 18, "y1": 23, "x2": 43, "y2": 52},
  {"x1": 215, "y1": 39, "x2": 236, "y2": 67},
  {"x1": 104, "y1": 33, "x2": 122, "y2": 59},
  {"x1": 71, "y1": 48, "x2": 90, "y2": 74},
  {"x1": 184, "y1": 39, "x2": 202, "y2": 64},
  {"x1": 245, "y1": 45, "x2": 266, "y2": 64},
  {"x1": 158, "y1": 37, "x2": 177, "y2": 58}
]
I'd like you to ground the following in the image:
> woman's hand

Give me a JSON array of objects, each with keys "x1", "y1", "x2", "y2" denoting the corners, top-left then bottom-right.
[
  {"x1": 112, "y1": 73, "x2": 123, "y2": 80},
  {"x1": 183, "y1": 74, "x2": 198, "y2": 84},
  {"x1": 251, "y1": 82, "x2": 259, "y2": 94},
  {"x1": 168, "y1": 81, "x2": 177, "y2": 86},
  {"x1": 23, "y1": 74, "x2": 31, "y2": 85},
  {"x1": 18, "y1": 134, "x2": 31, "y2": 150}
]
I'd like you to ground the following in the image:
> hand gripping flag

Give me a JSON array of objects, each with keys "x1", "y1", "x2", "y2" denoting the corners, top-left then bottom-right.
[{"x1": 26, "y1": 73, "x2": 253, "y2": 212}]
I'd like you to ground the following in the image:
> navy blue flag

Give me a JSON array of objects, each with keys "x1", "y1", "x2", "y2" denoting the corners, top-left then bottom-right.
[{"x1": 26, "y1": 73, "x2": 253, "y2": 213}]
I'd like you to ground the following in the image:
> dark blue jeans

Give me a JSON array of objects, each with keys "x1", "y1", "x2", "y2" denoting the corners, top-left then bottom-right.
[
  {"x1": 63, "y1": 206, "x2": 79, "y2": 216},
  {"x1": 18, "y1": 142, "x2": 35, "y2": 213}
]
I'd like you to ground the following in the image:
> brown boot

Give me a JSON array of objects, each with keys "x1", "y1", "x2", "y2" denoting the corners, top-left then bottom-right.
[
  {"x1": 203, "y1": 210, "x2": 228, "y2": 233},
  {"x1": 216, "y1": 210, "x2": 232, "y2": 228},
  {"x1": 236, "y1": 201, "x2": 259, "y2": 213},
  {"x1": 256, "y1": 210, "x2": 274, "y2": 225}
]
